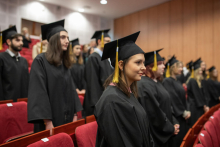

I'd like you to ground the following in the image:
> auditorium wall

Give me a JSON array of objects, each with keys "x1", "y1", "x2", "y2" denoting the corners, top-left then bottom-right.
[
  {"x1": 0, "y1": 0, "x2": 114, "y2": 44},
  {"x1": 114, "y1": 0, "x2": 220, "y2": 76}
]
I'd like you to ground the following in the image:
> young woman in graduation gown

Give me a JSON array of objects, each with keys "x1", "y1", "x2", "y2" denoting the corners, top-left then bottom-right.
[
  {"x1": 28, "y1": 20, "x2": 83, "y2": 135},
  {"x1": 137, "y1": 50, "x2": 180, "y2": 147},
  {"x1": 186, "y1": 60, "x2": 209, "y2": 127},
  {"x1": 94, "y1": 32, "x2": 154, "y2": 147},
  {"x1": 69, "y1": 38, "x2": 86, "y2": 95},
  {"x1": 162, "y1": 56, "x2": 191, "y2": 147},
  {"x1": 206, "y1": 66, "x2": 220, "y2": 108}
]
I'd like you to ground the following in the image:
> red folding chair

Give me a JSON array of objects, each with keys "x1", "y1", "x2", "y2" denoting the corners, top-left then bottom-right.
[
  {"x1": 204, "y1": 120, "x2": 219, "y2": 147},
  {"x1": 86, "y1": 115, "x2": 96, "y2": 123},
  {"x1": 27, "y1": 133, "x2": 74, "y2": 147},
  {"x1": 0, "y1": 102, "x2": 34, "y2": 143},
  {"x1": 195, "y1": 144, "x2": 204, "y2": 147},
  {"x1": 198, "y1": 130, "x2": 213, "y2": 147},
  {"x1": 75, "y1": 121, "x2": 98, "y2": 147}
]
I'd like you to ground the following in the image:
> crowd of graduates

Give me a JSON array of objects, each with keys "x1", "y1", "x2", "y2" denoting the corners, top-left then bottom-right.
[{"x1": 0, "y1": 19, "x2": 219, "y2": 147}]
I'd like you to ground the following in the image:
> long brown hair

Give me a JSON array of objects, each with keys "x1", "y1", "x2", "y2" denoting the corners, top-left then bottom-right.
[
  {"x1": 45, "y1": 32, "x2": 72, "y2": 68},
  {"x1": 186, "y1": 68, "x2": 203, "y2": 88},
  {"x1": 144, "y1": 61, "x2": 163, "y2": 80},
  {"x1": 70, "y1": 45, "x2": 84, "y2": 65},
  {"x1": 104, "y1": 58, "x2": 138, "y2": 98},
  {"x1": 210, "y1": 70, "x2": 218, "y2": 81}
]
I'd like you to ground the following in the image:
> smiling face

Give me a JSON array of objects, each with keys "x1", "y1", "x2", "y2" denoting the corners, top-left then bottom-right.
[
  {"x1": 120, "y1": 53, "x2": 146, "y2": 83},
  {"x1": 60, "y1": 31, "x2": 69, "y2": 51}
]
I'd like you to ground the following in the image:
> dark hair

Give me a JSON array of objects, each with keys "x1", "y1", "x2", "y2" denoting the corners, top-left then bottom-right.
[
  {"x1": 144, "y1": 61, "x2": 163, "y2": 80},
  {"x1": 6, "y1": 34, "x2": 23, "y2": 46},
  {"x1": 71, "y1": 45, "x2": 84, "y2": 65},
  {"x1": 45, "y1": 32, "x2": 72, "y2": 68},
  {"x1": 210, "y1": 70, "x2": 218, "y2": 81},
  {"x1": 104, "y1": 58, "x2": 138, "y2": 98}
]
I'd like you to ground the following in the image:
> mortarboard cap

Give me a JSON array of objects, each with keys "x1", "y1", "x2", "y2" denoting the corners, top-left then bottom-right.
[
  {"x1": 70, "y1": 38, "x2": 80, "y2": 47},
  {"x1": 208, "y1": 66, "x2": 215, "y2": 72},
  {"x1": 41, "y1": 19, "x2": 66, "y2": 41},
  {"x1": 91, "y1": 29, "x2": 110, "y2": 48},
  {"x1": 144, "y1": 49, "x2": 164, "y2": 66},
  {"x1": 2, "y1": 26, "x2": 17, "y2": 44}
]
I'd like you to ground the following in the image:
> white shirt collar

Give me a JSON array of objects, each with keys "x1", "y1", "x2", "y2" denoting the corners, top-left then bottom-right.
[
  {"x1": 6, "y1": 49, "x2": 21, "y2": 58},
  {"x1": 94, "y1": 48, "x2": 103, "y2": 57}
]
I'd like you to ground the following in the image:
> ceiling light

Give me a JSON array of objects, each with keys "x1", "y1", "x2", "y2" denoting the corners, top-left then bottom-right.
[
  {"x1": 100, "y1": 0, "x2": 107, "y2": 5},
  {"x1": 78, "y1": 8, "x2": 85, "y2": 12},
  {"x1": 39, "y1": 0, "x2": 45, "y2": 1}
]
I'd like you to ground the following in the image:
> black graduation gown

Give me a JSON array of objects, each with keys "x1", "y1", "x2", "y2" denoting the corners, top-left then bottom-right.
[
  {"x1": 28, "y1": 53, "x2": 83, "y2": 132},
  {"x1": 22, "y1": 35, "x2": 31, "y2": 48},
  {"x1": 187, "y1": 78, "x2": 208, "y2": 127},
  {"x1": 137, "y1": 76, "x2": 175, "y2": 147},
  {"x1": 94, "y1": 85, "x2": 154, "y2": 147},
  {"x1": 70, "y1": 62, "x2": 86, "y2": 91},
  {"x1": 83, "y1": 52, "x2": 113, "y2": 116},
  {"x1": 177, "y1": 72, "x2": 191, "y2": 84},
  {"x1": 163, "y1": 77, "x2": 189, "y2": 147},
  {"x1": 0, "y1": 52, "x2": 29, "y2": 102},
  {"x1": 206, "y1": 78, "x2": 220, "y2": 108}
]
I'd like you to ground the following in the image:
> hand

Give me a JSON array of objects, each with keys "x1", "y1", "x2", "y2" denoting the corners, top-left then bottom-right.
[
  {"x1": 219, "y1": 97, "x2": 220, "y2": 101},
  {"x1": 44, "y1": 120, "x2": 54, "y2": 136},
  {"x1": 185, "y1": 112, "x2": 191, "y2": 120},
  {"x1": 73, "y1": 114, "x2": 77, "y2": 122},
  {"x1": 174, "y1": 124, "x2": 180, "y2": 135},
  {"x1": 205, "y1": 107, "x2": 210, "y2": 112}
]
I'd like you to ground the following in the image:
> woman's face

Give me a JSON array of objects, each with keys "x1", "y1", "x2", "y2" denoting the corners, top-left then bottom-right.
[
  {"x1": 200, "y1": 61, "x2": 206, "y2": 71},
  {"x1": 60, "y1": 31, "x2": 69, "y2": 51},
  {"x1": 212, "y1": 69, "x2": 218, "y2": 78},
  {"x1": 123, "y1": 54, "x2": 146, "y2": 82},
  {"x1": 73, "y1": 45, "x2": 81, "y2": 56},
  {"x1": 174, "y1": 62, "x2": 183, "y2": 75},
  {"x1": 198, "y1": 68, "x2": 202, "y2": 75},
  {"x1": 154, "y1": 62, "x2": 165, "y2": 78}
]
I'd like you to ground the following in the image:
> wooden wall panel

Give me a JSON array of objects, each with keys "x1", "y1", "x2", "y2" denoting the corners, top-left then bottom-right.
[
  {"x1": 196, "y1": 0, "x2": 214, "y2": 67},
  {"x1": 170, "y1": 0, "x2": 183, "y2": 61},
  {"x1": 138, "y1": 9, "x2": 148, "y2": 51},
  {"x1": 122, "y1": 15, "x2": 131, "y2": 37},
  {"x1": 147, "y1": 7, "x2": 158, "y2": 52},
  {"x1": 114, "y1": 18, "x2": 123, "y2": 40},
  {"x1": 183, "y1": 0, "x2": 197, "y2": 65},
  {"x1": 158, "y1": 2, "x2": 170, "y2": 60},
  {"x1": 131, "y1": 12, "x2": 140, "y2": 45},
  {"x1": 213, "y1": 0, "x2": 220, "y2": 77}
]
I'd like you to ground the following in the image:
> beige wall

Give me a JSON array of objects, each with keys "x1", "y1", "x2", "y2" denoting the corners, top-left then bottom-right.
[{"x1": 114, "y1": 0, "x2": 220, "y2": 77}]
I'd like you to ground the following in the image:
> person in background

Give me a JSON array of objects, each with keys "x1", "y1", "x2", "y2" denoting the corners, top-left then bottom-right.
[
  {"x1": 69, "y1": 38, "x2": 86, "y2": 95},
  {"x1": 95, "y1": 32, "x2": 154, "y2": 147},
  {"x1": 87, "y1": 47, "x2": 94, "y2": 56},
  {"x1": 138, "y1": 50, "x2": 179, "y2": 147},
  {"x1": 83, "y1": 29, "x2": 113, "y2": 116},
  {"x1": 206, "y1": 66, "x2": 220, "y2": 108},
  {"x1": 22, "y1": 27, "x2": 32, "y2": 48},
  {"x1": 177, "y1": 61, "x2": 193, "y2": 85},
  {"x1": 0, "y1": 26, "x2": 29, "y2": 102},
  {"x1": 28, "y1": 20, "x2": 82, "y2": 135},
  {"x1": 163, "y1": 56, "x2": 190, "y2": 147},
  {"x1": 186, "y1": 59, "x2": 210, "y2": 127},
  {"x1": 82, "y1": 44, "x2": 89, "y2": 63},
  {"x1": 32, "y1": 36, "x2": 48, "y2": 59}
]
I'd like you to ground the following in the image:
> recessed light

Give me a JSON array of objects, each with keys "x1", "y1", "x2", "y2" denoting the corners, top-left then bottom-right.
[
  {"x1": 100, "y1": 0, "x2": 107, "y2": 5},
  {"x1": 78, "y1": 8, "x2": 85, "y2": 12},
  {"x1": 39, "y1": 0, "x2": 45, "y2": 1}
]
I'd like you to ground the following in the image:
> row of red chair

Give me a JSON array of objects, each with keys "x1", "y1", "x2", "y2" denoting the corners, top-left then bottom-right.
[{"x1": 181, "y1": 103, "x2": 220, "y2": 147}]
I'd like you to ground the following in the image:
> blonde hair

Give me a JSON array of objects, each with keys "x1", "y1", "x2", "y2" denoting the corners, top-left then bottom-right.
[
  {"x1": 170, "y1": 61, "x2": 182, "y2": 75},
  {"x1": 186, "y1": 68, "x2": 203, "y2": 88}
]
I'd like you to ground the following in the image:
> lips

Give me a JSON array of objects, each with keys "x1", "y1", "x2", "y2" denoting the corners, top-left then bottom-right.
[{"x1": 139, "y1": 73, "x2": 143, "y2": 76}]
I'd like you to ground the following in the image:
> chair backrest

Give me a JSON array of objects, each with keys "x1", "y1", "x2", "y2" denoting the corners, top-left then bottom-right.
[
  {"x1": 0, "y1": 102, "x2": 33, "y2": 144},
  {"x1": 198, "y1": 130, "x2": 213, "y2": 147},
  {"x1": 17, "y1": 98, "x2": 28, "y2": 102},
  {"x1": 182, "y1": 128, "x2": 196, "y2": 147},
  {"x1": 204, "y1": 121, "x2": 219, "y2": 147},
  {"x1": 192, "y1": 114, "x2": 206, "y2": 135},
  {"x1": 27, "y1": 133, "x2": 74, "y2": 147},
  {"x1": 86, "y1": 115, "x2": 96, "y2": 123},
  {"x1": 0, "y1": 100, "x2": 13, "y2": 105},
  {"x1": 75, "y1": 121, "x2": 98, "y2": 147},
  {"x1": 209, "y1": 115, "x2": 220, "y2": 143},
  {"x1": 195, "y1": 144, "x2": 204, "y2": 147},
  {"x1": 0, "y1": 130, "x2": 50, "y2": 147},
  {"x1": 77, "y1": 95, "x2": 84, "y2": 119},
  {"x1": 52, "y1": 119, "x2": 85, "y2": 135}
]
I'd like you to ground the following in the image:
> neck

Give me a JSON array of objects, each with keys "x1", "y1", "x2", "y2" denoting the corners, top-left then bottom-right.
[
  {"x1": 8, "y1": 46, "x2": 18, "y2": 56},
  {"x1": 171, "y1": 73, "x2": 177, "y2": 80},
  {"x1": 121, "y1": 73, "x2": 132, "y2": 88},
  {"x1": 97, "y1": 45, "x2": 103, "y2": 52}
]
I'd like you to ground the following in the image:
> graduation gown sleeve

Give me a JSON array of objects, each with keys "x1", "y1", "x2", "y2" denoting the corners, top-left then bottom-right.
[
  {"x1": 163, "y1": 79, "x2": 185, "y2": 117},
  {"x1": 28, "y1": 57, "x2": 52, "y2": 123},
  {"x1": 95, "y1": 98, "x2": 145, "y2": 147},
  {"x1": 138, "y1": 84, "x2": 174, "y2": 144}
]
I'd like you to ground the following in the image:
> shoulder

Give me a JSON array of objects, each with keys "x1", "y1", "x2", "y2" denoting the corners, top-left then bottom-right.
[
  {"x1": 163, "y1": 77, "x2": 173, "y2": 84},
  {"x1": 0, "y1": 52, "x2": 8, "y2": 58}
]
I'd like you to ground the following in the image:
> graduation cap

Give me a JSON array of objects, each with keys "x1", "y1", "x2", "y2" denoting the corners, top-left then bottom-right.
[
  {"x1": 41, "y1": 19, "x2": 66, "y2": 42},
  {"x1": 0, "y1": 26, "x2": 17, "y2": 49},
  {"x1": 69, "y1": 38, "x2": 80, "y2": 55},
  {"x1": 207, "y1": 66, "x2": 216, "y2": 78},
  {"x1": 165, "y1": 55, "x2": 179, "y2": 77},
  {"x1": 144, "y1": 49, "x2": 164, "y2": 68},
  {"x1": 186, "y1": 61, "x2": 193, "y2": 70},
  {"x1": 91, "y1": 29, "x2": 110, "y2": 48},
  {"x1": 102, "y1": 31, "x2": 144, "y2": 83},
  {"x1": 191, "y1": 58, "x2": 202, "y2": 78}
]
